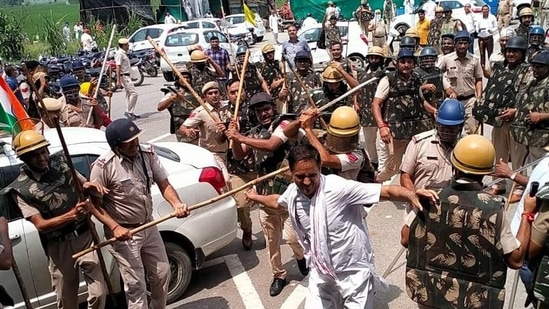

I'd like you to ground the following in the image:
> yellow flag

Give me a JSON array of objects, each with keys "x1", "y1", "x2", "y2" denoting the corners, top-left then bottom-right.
[{"x1": 243, "y1": 3, "x2": 257, "y2": 27}]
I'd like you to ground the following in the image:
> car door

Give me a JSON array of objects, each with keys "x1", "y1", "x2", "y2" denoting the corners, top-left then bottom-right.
[
  {"x1": 299, "y1": 27, "x2": 330, "y2": 68},
  {"x1": 129, "y1": 28, "x2": 150, "y2": 51}
]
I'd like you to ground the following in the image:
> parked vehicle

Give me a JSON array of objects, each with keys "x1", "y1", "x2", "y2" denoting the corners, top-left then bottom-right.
[
  {"x1": 160, "y1": 29, "x2": 237, "y2": 82},
  {"x1": 133, "y1": 49, "x2": 159, "y2": 77},
  {"x1": 0, "y1": 127, "x2": 238, "y2": 308},
  {"x1": 128, "y1": 24, "x2": 187, "y2": 52},
  {"x1": 225, "y1": 13, "x2": 266, "y2": 42},
  {"x1": 182, "y1": 18, "x2": 255, "y2": 47},
  {"x1": 129, "y1": 58, "x2": 145, "y2": 87},
  {"x1": 251, "y1": 20, "x2": 369, "y2": 70}
]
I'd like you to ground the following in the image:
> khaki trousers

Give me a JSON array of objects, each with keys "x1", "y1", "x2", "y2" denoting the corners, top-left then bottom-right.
[
  {"x1": 376, "y1": 132, "x2": 410, "y2": 182},
  {"x1": 362, "y1": 126, "x2": 379, "y2": 165},
  {"x1": 213, "y1": 153, "x2": 230, "y2": 182},
  {"x1": 108, "y1": 226, "x2": 169, "y2": 309},
  {"x1": 121, "y1": 75, "x2": 138, "y2": 114},
  {"x1": 47, "y1": 230, "x2": 106, "y2": 309},
  {"x1": 462, "y1": 96, "x2": 479, "y2": 135},
  {"x1": 497, "y1": 13, "x2": 511, "y2": 29},
  {"x1": 229, "y1": 173, "x2": 255, "y2": 231},
  {"x1": 259, "y1": 207, "x2": 304, "y2": 279},
  {"x1": 492, "y1": 122, "x2": 521, "y2": 190}
]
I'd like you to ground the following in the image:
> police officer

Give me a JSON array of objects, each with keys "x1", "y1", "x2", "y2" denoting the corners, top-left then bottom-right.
[
  {"x1": 181, "y1": 81, "x2": 232, "y2": 181},
  {"x1": 355, "y1": 46, "x2": 385, "y2": 171},
  {"x1": 115, "y1": 38, "x2": 139, "y2": 120},
  {"x1": 511, "y1": 51, "x2": 549, "y2": 167},
  {"x1": 1, "y1": 130, "x2": 107, "y2": 309},
  {"x1": 325, "y1": 41, "x2": 354, "y2": 74},
  {"x1": 497, "y1": 0, "x2": 513, "y2": 29},
  {"x1": 399, "y1": 36, "x2": 419, "y2": 56},
  {"x1": 89, "y1": 119, "x2": 190, "y2": 309},
  {"x1": 483, "y1": 27, "x2": 512, "y2": 75},
  {"x1": 416, "y1": 46, "x2": 456, "y2": 111},
  {"x1": 314, "y1": 63, "x2": 358, "y2": 114},
  {"x1": 157, "y1": 67, "x2": 199, "y2": 143},
  {"x1": 355, "y1": 0, "x2": 373, "y2": 35},
  {"x1": 427, "y1": 6, "x2": 444, "y2": 53},
  {"x1": 528, "y1": 26, "x2": 547, "y2": 62},
  {"x1": 324, "y1": 14, "x2": 342, "y2": 52},
  {"x1": 225, "y1": 92, "x2": 307, "y2": 297},
  {"x1": 279, "y1": 50, "x2": 322, "y2": 113},
  {"x1": 188, "y1": 50, "x2": 225, "y2": 98},
  {"x1": 257, "y1": 43, "x2": 285, "y2": 101},
  {"x1": 438, "y1": 30, "x2": 483, "y2": 134},
  {"x1": 372, "y1": 49, "x2": 433, "y2": 183},
  {"x1": 404, "y1": 28, "x2": 422, "y2": 55},
  {"x1": 230, "y1": 45, "x2": 270, "y2": 98},
  {"x1": 515, "y1": 7, "x2": 534, "y2": 42},
  {"x1": 440, "y1": 5, "x2": 464, "y2": 36},
  {"x1": 401, "y1": 134, "x2": 535, "y2": 308},
  {"x1": 369, "y1": 9, "x2": 388, "y2": 49},
  {"x1": 400, "y1": 99, "x2": 464, "y2": 195},
  {"x1": 473, "y1": 36, "x2": 529, "y2": 199},
  {"x1": 439, "y1": 33, "x2": 455, "y2": 58}
]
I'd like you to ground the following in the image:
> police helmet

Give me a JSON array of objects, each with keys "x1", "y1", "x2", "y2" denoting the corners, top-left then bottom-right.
[
  {"x1": 59, "y1": 75, "x2": 80, "y2": 89},
  {"x1": 71, "y1": 61, "x2": 85, "y2": 70},
  {"x1": 295, "y1": 50, "x2": 311, "y2": 60},
  {"x1": 441, "y1": 33, "x2": 455, "y2": 41},
  {"x1": 451, "y1": 135, "x2": 495, "y2": 175},
  {"x1": 326, "y1": 106, "x2": 360, "y2": 154},
  {"x1": 436, "y1": 99, "x2": 465, "y2": 126},
  {"x1": 530, "y1": 51, "x2": 549, "y2": 66},
  {"x1": 322, "y1": 66, "x2": 344, "y2": 83},
  {"x1": 419, "y1": 46, "x2": 438, "y2": 67},
  {"x1": 397, "y1": 49, "x2": 415, "y2": 60},
  {"x1": 530, "y1": 26, "x2": 545, "y2": 36},
  {"x1": 105, "y1": 118, "x2": 143, "y2": 149},
  {"x1": 367, "y1": 46, "x2": 385, "y2": 58},
  {"x1": 12, "y1": 130, "x2": 50, "y2": 157},
  {"x1": 505, "y1": 36, "x2": 528, "y2": 50},
  {"x1": 249, "y1": 92, "x2": 274, "y2": 108},
  {"x1": 400, "y1": 36, "x2": 416, "y2": 48},
  {"x1": 519, "y1": 7, "x2": 534, "y2": 17},
  {"x1": 261, "y1": 43, "x2": 275, "y2": 54},
  {"x1": 190, "y1": 50, "x2": 208, "y2": 63},
  {"x1": 454, "y1": 30, "x2": 470, "y2": 42},
  {"x1": 236, "y1": 45, "x2": 248, "y2": 56}
]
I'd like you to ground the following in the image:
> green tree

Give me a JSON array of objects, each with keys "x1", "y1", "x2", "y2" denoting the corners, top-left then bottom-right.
[{"x1": 0, "y1": 12, "x2": 25, "y2": 61}]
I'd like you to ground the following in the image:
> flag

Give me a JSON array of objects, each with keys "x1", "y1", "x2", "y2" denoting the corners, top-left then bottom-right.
[
  {"x1": 0, "y1": 77, "x2": 34, "y2": 134},
  {"x1": 243, "y1": 2, "x2": 257, "y2": 27}
]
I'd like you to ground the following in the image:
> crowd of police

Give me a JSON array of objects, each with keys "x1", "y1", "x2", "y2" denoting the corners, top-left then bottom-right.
[{"x1": 2, "y1": 2, "x2": 549, "y2": 307}]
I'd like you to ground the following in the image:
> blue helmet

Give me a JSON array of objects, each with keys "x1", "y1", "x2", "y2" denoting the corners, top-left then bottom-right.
[
  {"x1": 71, "y1": 60, "x2": 85, "y2": 70},
  {"x1": 397, "y1": 48, "x2": 415, "y2": 60},
  {"x1": 105, "y1": 118, "x2": 143, "y2": 149},
  {"x1": 437, "y1": 99, "x2": 465, "y2": 125},
  {"x1": 59, "y1": 74, "x2": 80, "y2": 89},
  {"x1": 454, "y1": 30, "x2": 470, "y2": 42},
  {"x1": 530, "y1": 26, "x2": 545, "y2": 36}
]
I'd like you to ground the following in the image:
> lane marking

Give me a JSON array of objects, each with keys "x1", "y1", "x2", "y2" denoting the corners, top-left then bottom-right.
[
  {"x1": 280, "y1": 278, "x2": 308, "y2": 309},
  {"x1": 224, "y1": 254, "x2": 265, "y2": 309},
  {"x1": 147, "y1": 133, "x2": 171, "y2": 143}
]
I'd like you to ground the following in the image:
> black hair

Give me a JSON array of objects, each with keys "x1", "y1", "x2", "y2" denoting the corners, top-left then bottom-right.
[
  {"x1": 226, "y1": 77, "x2": 240, "y2": 89},
  {"x1": 210, "y1": 36, "x2": 219, "y2": 42},
  {"x1": 287, "y1": 144, "x2": 321, "y2": 171},
  {"x1": 418, "y1": 9, "x2": 425, "y2": 14},
  {"x1": 330, "y1": 41, "x2": 342, "y2": 49},
  {"x1": 4, "y1": 65, "x2": 15, "y2": 77}
]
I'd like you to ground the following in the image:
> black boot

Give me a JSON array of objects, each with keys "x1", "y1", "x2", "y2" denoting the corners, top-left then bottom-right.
[
  {"x1": 269, "y1": 278, "x2": 286, "y2": 296},
  {"x1": 296, "y1": 258, "x2": 309, "y2": 276}
]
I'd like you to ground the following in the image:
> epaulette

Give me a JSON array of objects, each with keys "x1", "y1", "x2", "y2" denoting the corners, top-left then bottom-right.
[
  {"x1": 412, "y1": 129, "x2": 435, "y2": 143},
  {"x1": 94, "y1": 150, "x2": 116, "y2": 168},
  {"x1": 140, "y1": 144, "x2": 154, "y2": 153}
]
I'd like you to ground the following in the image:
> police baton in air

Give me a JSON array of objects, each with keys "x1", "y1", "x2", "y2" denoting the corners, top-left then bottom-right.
[{"x1": 72, "y1": 166, "x2": 290, "y2": 260}]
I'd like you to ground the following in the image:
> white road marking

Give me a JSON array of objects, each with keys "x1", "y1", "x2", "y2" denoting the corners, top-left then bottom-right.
[
  {"x1": 147, "y1": 133, "x2": 171, "y2": 143},
  {"x1": 280, "y1": 279, "x2": 308, "y2": 309}
]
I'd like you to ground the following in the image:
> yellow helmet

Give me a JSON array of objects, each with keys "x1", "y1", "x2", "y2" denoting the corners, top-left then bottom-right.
[
  {"x1": 322, "y1": 66, "x2": 343, "y2": 83},
  {"x1": 435, "y1": 6, "x2": 444, "y2": 12},
  {"x1": 80, "y1": 81, "x2": 92, "y2": 96},
  {"x1": 32, "y1": 71, "x2": 48, "y2": 83},
  {"x1": 40, "y1": 98, "x2": 63, "y2": 112},
  {"x1": 451, "y1": 134, "x2": 495, "y2": 175},
  {"x1": 12, "y1": 130, "x2": 50, "y2": 157},
  {"x1": 326, "y1": 106, "x2": 360, "y2": 153},
  {"x1": 261, "y1": 43, "x2": 275, "y2": 54},
  {"x1": 405, "y1": 28, "x2": 420, "y2": 39},
  {"x1": 519, "y1": 7, "x2": 534, "y2": 17},
  {"x1": 190, "y1": 50, "x2": 208, "y2": 63},
  {"x1": 368, "y1": 46, "x2": 385, "y2": 57}
]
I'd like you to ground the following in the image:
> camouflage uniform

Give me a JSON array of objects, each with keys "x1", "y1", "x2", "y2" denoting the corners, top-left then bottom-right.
[
  {"x1": 356, "y1": 64, "x2": 383, "y2": 166},
  {"x1": 531, "y1": 184, "x2": 549, "y2": 309},
  {"x1": 406, "y1": 179, "x2": 507, "y2": 309},
  {"x1": 164, "y1": 91, "x2": 199, "y2": 143},
  {"x1": 257, "y1": 60, "x2": 283, "y2": 99},
  {"x1": 286, "y1": 70, "x2": 322, "y2": 113},
  {"x1": 427, "y1": 18, "x2": 443, "y2": 53},
  {"x1": 515, "y1": 25, "x2": 531, "y2": 42},
  {"x1": 324, "y1": 57, "x2": 354, "y2": 75},
  {"x1": 189, "y1": 65, "x2": 218, "y2": 97},
  {"x1": 231, "y1": 62, "x2": 264, "y2": 99},
  {"x1": 356, "y1": 6, "x2": 373, "y2": 35},
  {"x1": 440, "y1": 18, "x2": 461, "y2": 36},
  {"x1": 1, "y1": 153, "x2": 106, "y2": 309},
  {"x1": 415, "y1": 66, "x2": 445, "y2": 108},
  {"x1": 383, "y1": 0, "x2": 394, "y2": 27},
  {"x1": 324, "y1": 24, "x2": 342, "y2": 49}
]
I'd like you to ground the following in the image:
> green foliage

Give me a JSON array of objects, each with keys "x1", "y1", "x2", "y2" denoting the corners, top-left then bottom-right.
[
  {"x1": 0, "y1": 11, "x2": 25, "y2": 61},
  {"x1": 120, "y1": 10, "x2": 143, "y2": 37},
  {"x1": 39, "y1": 10, "x2": 69, "y2": 56}
]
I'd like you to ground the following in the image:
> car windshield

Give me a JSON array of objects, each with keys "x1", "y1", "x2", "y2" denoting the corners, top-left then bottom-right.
[
  {"x1": 471, "y1": 0, "x2": 487, "y2": 6},
  {"x1": 165, "y1": 33, "x2": 199, "y2": 46},
  {"x1": 151, "y1": 144, "x2": 180, "y2": 162}
]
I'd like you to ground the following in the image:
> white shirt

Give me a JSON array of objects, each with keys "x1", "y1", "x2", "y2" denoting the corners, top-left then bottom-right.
[
  {"x1": 81, "y1": 33, "x2": 93, "y2": 51},
  {"x1": 476, "y1": 14, "x2": 497, "y2": 37},
  {"x1": 115, "y1": 48, "x2": 131, "y2": 74},
  {"x1": 462, "y1": 12, "x2": 476, "y2": 34},
  {"x1": 336, "y1": 150, "x2": 364, "y2": 180},
  {"x1": 165, "y1": 15, "x2": 177, "y2": 24},
  {"x1": 302, "y1": 16, "x2": 318, "y2": 28},
  {"x1": 423, "y1": 0, "x2": 437, "y2": 20},
  {"x1": 404, "y1": 0, "x2": 415, "y2": 14},
  {"x1": 326, "y1": 6, "x2": 337, "y2": 18},
  {"x1": 269, "y1": 14, "x2": 279, "y2": 34}
]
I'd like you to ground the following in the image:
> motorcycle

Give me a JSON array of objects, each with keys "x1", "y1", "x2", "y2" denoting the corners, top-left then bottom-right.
[
  {"x1": 134, "y1": 49, "x2": 159, "y2": 77},
  {"x1": 130, "y1": 58, "x2": 145, "y2": 87}
]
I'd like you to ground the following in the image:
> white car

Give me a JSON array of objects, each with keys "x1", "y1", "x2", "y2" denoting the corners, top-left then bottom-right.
[
  {"x1": 0, "y1": 127, "x2": 237, "y2": 308},
  {"x1": 251, "y1": 21, "x2": 369, "y2": 70},
  {"x1": 160, "y1": 28, "x2": 238, "y2": 82},
  {"x1": 389, "y1": 0, "x2": 487, "y2": 39},
  {"x1": 225, "y1": 13, "x2": 266, "y2": 42},
  {"x1": 128, "y1": 23, "x2": 187, "y2": 52},
  {"x1": 182, "y1": 18, "x2": 255, "y2": 47}
]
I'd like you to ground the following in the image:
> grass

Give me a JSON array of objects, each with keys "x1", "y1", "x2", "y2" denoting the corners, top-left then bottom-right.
[{"x1": 0, "y1": 2, "x2": 80, "y2": 40}]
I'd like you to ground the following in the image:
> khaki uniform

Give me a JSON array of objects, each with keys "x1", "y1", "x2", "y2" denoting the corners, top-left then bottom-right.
[
  {"x1": 497, "y1": 0, "x2": 512, "y2": 29},
  {"x1": 115, "y1": 48, "x2": 138, "y2": 114},
  {"x1": 182, "y1": 102, "x2": 232, "y2": 181},
  {"x1": 90, "y1": 146, "x2": 170, "y2": 309},
  {"x1": 1, "y1": 153, "x2": 106, "y2": 309},
  {"x1": 438, "y1": 52, "x2": 483, "y2": 134},
  {"x1": 324, "y1": 24, "x2": 342, "y2": 50},
  {"x1": 370, "y1": 20, "x2": 388, "y2": 48}
]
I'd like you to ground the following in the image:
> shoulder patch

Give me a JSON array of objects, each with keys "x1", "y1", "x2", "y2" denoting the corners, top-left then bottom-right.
[
  {"x1": 279, "y1": 120, "x2": 289, "y2": 129},
  {"x1": 347, "y1": 152, "x2": 358, "y2": 163},
  {"x1": 412, "y1": 130, "x2": 435, "y2": 143},
  {"x1": 140, "y1": 144, "x2": 154, "y2": 153},
  {"x1": 94, "y1": 150, "x2": 116, "y2": 168}
]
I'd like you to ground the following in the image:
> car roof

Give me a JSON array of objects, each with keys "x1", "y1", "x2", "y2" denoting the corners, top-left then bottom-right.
[
  {"x1": 169, "y1": 28, "x2": 204, "y2": 35},
  {"x1": 0, "y1": 127, "x2": 106, "y2": 148},
  {"x1": 135, "y1": 23, "x2": 185, "y2": 30}
]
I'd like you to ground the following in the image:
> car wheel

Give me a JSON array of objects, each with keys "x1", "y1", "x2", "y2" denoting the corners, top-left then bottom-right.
[
  {"x1": 165, "y1": 242, "x2": 192, "y2": 304},
  {"x1": 163, "y1": 71, "x2": 175, "y2": 82},
  {"x1": 132, "y1": 70, "x2": 145, "y2": 87},
  {"x1": 395, "y1": 24, "x2": 409, "y2": 38},
  {"x1": 348, "y1": 54, "x2": 365, "y2": 70}
]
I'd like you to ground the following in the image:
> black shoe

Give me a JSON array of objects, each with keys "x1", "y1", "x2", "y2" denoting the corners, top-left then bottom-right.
[
  {"x1": 269, "y1": 278, "x2": 286, "y2": 296},
  {"x1": 131, "y1": 113, "x2": 141, "y2": 118},
  {"x1": 124, "y1": 112, "x2": 136, "y2": 120},
  {"x1": 296, "y1": 258, "x2": 309, "y2": 276}
]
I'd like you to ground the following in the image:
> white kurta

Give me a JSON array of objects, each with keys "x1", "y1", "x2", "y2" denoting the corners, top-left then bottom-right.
[{"x1": 278, "y1": 174, "x2": 388, "y2": 309}]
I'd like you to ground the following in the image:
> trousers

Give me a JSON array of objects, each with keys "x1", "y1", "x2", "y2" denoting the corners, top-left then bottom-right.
[{"x1": 121, "y1": 75, "x2": 138, "y2": 114}]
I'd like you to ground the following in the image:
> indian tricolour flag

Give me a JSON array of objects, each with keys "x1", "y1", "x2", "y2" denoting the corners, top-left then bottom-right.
[{"x1": 0, "y1": 77, "x2": 34, "y2": 134}]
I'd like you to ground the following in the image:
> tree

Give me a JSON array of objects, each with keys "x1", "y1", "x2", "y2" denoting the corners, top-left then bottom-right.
[{"x1": 0, "y1": 12, "x2": 25, "y2": 61}]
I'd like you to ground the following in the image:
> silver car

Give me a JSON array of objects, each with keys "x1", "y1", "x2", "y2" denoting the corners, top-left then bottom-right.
[{"x1": 0, "y1": 127, "x2": 237, "y2": 308}]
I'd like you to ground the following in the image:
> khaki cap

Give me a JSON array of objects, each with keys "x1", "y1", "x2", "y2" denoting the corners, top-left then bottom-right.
[
  {"x1": 118, "y1": 38, "x2": 129, "y2": 45},
  {"x1": 202, "y1": 81, "x2": 220, "y2": 95},
  {"x1": 261, "y1": 43, "x2": 275, "y2": 53},
  {"x1": 40, "y1": 98, "x2": 63, "y2": 112}
]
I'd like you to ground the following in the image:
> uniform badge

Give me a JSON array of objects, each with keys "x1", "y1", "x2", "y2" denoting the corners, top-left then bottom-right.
[{"x1": 347, "y1": 153, "x2": 358, "y2": 163}]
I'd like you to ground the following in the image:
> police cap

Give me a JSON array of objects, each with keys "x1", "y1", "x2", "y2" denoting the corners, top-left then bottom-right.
[{"x1": 105, "y1": 118, "x2": 143, "y2": 149}]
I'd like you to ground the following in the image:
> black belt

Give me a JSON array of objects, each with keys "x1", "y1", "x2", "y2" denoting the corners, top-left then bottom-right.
[
  {"x1": 120, "y1": 221, "x2": 150, "y2": 229},
  {"x1": 121, "y1": 73, "x2": 130, "y2": 76},
  {"x1": 45, "y1": 223, "x2": 89, "y2": 242},
  {"x1": 374, "y1": 36, "x2": 385, "y2": 38},
  {"x1": 457, "y1": 94, "x2": 475, "y2": 101}
]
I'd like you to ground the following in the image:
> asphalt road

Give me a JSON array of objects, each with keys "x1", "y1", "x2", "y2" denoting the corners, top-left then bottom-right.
[{"x1": 104, "y1": 29, "x2": 531, "y2": 309}]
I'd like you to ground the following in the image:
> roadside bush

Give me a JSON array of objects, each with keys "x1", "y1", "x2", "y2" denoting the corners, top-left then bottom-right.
[
  {"x1": 40, "y1": 11, "x2": 69, "y2": 56},
  {"x1": 0, "y1": 11, "x2": 25, "y2": 61}
]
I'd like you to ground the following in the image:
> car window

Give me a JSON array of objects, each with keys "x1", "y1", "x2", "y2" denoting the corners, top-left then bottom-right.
[
  {"x1": 186, "y1": 21, "x2": 200, "y2": 29},
  {"x1": 472, "y1": 0, "x2": 487, "y2": 5},
  {"x1": 338, "y1": 26, "x2": 349, "y2": 37},
  {"x1": 150, "y1": 144, "x2": 180, "y2": 162},
  {"x1": 147, "y1": 28, "x2": 164, "y2": 39},
  {"x1": 130, "y1": 29, "x2": 148, "y2": 42},
  {"x1": 232, "y1": 16, "x2": 245, "y2": 24},
  {"x1": 442, "y1": 1, "x2": 462, "y2": 9},
  {"x1": 0, "y1": 164, "x2": 23, "y2": 221},
  {"x1": 203, "y1": 30, "x2": 221, "y2": 43},
  {"x1": 203, "y1": 21, "x2": 216, "y2": 29},
  {"x1": 212, "y1": 31, "x2": 229, "y2": 43},
  {"x1": 165, "y1": 33, "x2": 199, "y2": 46},
  {"x1": 299, "y1": 28, "x2": 321, "y2": 42},
  {"x1": 71, "y1": 155, "x2": 98, "y2": 180}
]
